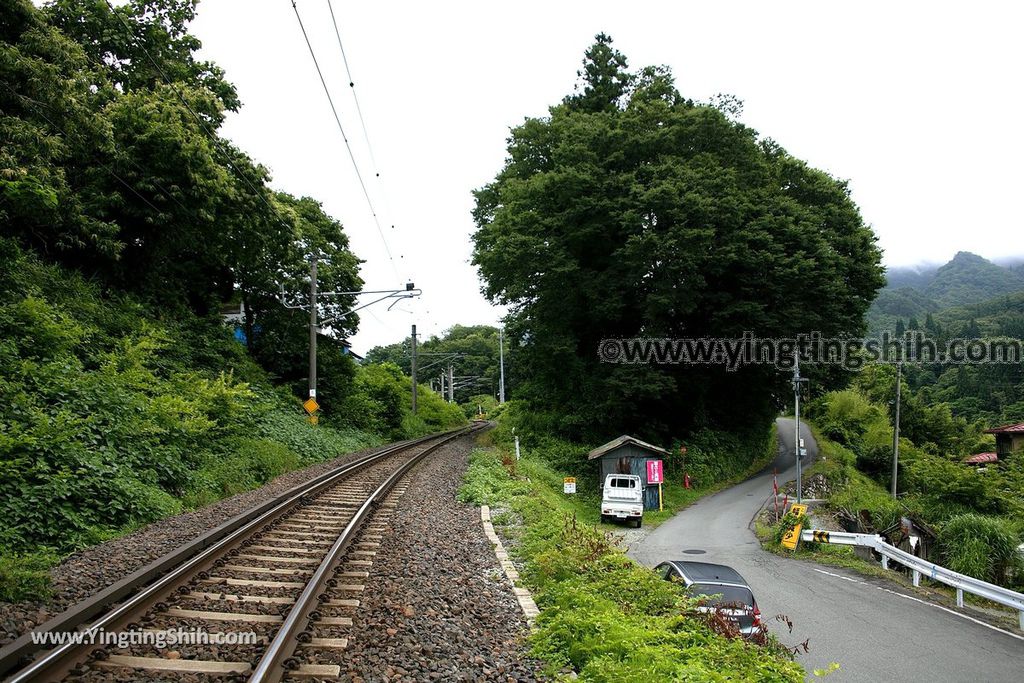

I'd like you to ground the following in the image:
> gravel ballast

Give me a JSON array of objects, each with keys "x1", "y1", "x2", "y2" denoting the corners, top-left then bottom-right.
[
  {"x1": 2, "y1": 432, "x2": 542, "y2": 681},
  {"x1": 0, "y1": 443, "x2": 385, "y2": 648},
  {"x1": 300, "y1": 436, "x2": 542, "y2": 682}
]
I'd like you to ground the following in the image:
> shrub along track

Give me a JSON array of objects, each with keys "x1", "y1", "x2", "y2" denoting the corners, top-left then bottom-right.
[{"x1": 1, "y1": 426, "x2": 496, "y2": 682}]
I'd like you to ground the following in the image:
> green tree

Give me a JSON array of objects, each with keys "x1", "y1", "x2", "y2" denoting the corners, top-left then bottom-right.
[{"x1": 471, "y1": 35, "x2": 884, "y2": 442}]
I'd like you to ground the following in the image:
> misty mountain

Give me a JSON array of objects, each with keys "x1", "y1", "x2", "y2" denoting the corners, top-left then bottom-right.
[{"x1": 867, "y1": 252, "x2": 1024, "y2": 334}]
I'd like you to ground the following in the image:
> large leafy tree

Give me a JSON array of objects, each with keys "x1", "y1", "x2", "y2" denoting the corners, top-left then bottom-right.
[
  {"x1": 472, "y1": 35, "x2": 885, "y2": 442},
  {"x1": 1, "y1": 0, "x2": 365, "y2": 404}
]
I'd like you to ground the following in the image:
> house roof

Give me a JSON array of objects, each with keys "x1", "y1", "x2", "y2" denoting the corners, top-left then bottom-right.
[
  {"x1": 964, "y1": 452, "x2": 998, "y2": 464},
  {"x1": 587, "y1": 435, "x2": 669, "y2": 460},
  {"x1": 984, "y1": 422, "x2": 1024, "y2": 434}
]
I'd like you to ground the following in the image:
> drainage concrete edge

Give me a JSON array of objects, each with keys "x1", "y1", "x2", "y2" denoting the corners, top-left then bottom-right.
[{"x1": 480, "y1": 504, "x2": 540, "y2": 623}]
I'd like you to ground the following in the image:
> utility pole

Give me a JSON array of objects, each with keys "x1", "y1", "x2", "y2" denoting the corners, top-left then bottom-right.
[
  {"x1": 308, "y1": 256, "x2": 317, "y2": 400},
  {"x1": 891, "y1": 361, "x2": 902, "y2": 499},
  {"x1": 410, "y1": 324, "x2": 417, "y2": 415},
  {"x1": 793, "y1": 356, "x2": 805, "y2": 504},
  {"x1": 498, "y1": 327, "x2": 506, "y2": 403},
  {"x1": 448, "y1": 363, "x2": 454, "y2": 403}
]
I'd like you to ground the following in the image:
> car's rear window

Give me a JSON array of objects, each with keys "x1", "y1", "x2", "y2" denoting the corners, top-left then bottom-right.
[
  {"x1": 610, "y1": 478, "x2": 636, "y2": 488},
  {"x1": 689, "y1": 584, "x2": 754, "y2": 607}
]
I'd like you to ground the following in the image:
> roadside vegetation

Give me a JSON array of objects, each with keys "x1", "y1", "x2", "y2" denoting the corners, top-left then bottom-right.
[
  {"x1": 786, "y1": 365, "x2": 1024, "y2": 589},
  {"x1": 491, "y1": 404, "x2": 778, "y2": 531},
  {"x1": 470, "y1": 34, "x2": 885, "y2": 455},
  {"x1": 459, "y1": 430, "x2": 805, "y2": 681}
]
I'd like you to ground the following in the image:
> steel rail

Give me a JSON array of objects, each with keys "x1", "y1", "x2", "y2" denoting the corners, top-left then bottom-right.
[
  {"x1": 1, "y1": 428, "x2": 467, "y2": 682},
  {"x1": 248, "y1": 425, "x2": 479, "y2": 681}
]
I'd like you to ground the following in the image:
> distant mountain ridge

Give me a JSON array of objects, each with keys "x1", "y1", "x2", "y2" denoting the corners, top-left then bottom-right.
[{"x1": 867, "y1": 252, "x2": 1024, "y2": 334}]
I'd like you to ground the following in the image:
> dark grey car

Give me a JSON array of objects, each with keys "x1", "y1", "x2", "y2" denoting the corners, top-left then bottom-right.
[{"x1": 654, "y1": 561, "x2": 761, "y2": 636}]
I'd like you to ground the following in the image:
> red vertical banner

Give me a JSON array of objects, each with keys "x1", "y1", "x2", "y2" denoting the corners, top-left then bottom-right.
[{"x1": 646, "y1": 459, "x2": 664, "y2": 484}]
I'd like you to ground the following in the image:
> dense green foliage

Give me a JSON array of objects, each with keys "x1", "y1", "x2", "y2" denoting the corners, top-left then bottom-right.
[
  {"x1": 459, "y1": 445, "x2": 803, "y2": 680},
  {"x1": 0, "y1": 242, "x2": 385, "y2": 559},
  {"x1": 938, "y1": 513, "x2": 1020, "y2": 585},
  {"x1": 1, "y1": 0, "x2": 365, "y2": 406},
  {"x1": 0, "y1": 241, "x2": 464, "y2": 601},
  {"x1": 471, "y1": 34, "x2": 884, "y2": 444},
  {"x1": 803, "y1": 372, "x2": 1024, "y2": 587}
]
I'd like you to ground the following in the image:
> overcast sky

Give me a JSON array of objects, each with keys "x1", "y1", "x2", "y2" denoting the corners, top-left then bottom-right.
[{"x1": 190, "y1": 1, "x2": 1023, "y2": 352}]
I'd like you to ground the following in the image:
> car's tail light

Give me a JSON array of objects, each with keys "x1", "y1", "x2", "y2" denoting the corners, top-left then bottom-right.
[{"x1": 752, "y1": 604, "x2": 761, "y2": 627}]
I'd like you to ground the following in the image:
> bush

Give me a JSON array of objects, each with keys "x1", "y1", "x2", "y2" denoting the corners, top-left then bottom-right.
[
  {"x1": 938, "y1": 513, "x2": 1021, "y2": 585},
  {"x1": 0, "y1": 551, "x2": 60, "y2": 602},
  {"x1": 0, "y1": 243, "x2": 383, "y2": 570}
]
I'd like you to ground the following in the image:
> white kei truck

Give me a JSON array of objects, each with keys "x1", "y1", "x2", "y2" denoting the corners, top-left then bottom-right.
[{"x1": 600, "y1": 473, "x2": 644, "y2": 527}]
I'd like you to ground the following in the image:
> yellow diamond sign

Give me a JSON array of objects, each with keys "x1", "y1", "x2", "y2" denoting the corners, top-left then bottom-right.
[{"x1": 303, "y1": 397, "x2": 320, "y2": 414}]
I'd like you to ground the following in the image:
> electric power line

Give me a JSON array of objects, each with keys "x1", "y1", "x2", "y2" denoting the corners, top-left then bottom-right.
[
  {"x1": 325, "y1": 0, "x2": 402, "y2": 258},
  {"x1": 290, "y1": 0, "x2": 399, "y2": 280},
  {"x1": 325, "y1": 0, "x2": 379, "y2": 176}
]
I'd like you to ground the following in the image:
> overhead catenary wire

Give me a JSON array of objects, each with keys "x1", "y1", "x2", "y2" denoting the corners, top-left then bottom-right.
[
  {"x1": 325, "y1": 0, "x2": 379, "y2": 177},
  {"x1": 325, "y1": 0, "x2": 402, "y2": 256},
  {"x1": 290, "y1": 0, "x2": 400, "y2": 281}
]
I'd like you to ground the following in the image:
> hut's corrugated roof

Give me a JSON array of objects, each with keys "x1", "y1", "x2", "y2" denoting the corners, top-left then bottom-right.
[{"x1": 587, "y1": 435, "x2": 669, "y2": 460}]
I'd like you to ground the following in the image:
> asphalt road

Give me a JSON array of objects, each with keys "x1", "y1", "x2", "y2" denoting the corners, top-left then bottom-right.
[{"x1": 629, "y1": 417, "x2": 1023, "y2": 682}]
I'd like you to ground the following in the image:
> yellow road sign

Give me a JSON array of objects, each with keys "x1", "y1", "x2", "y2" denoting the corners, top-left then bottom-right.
[
  {"x1": 303, "y1": 397, "x2": 320, "y2": 414},
  {"x1": 812, "y1": 530, "x2": 831, "y2": 543},
  {"x1": 781, "y1": 503, "x2": 809, "y2": 550},
  {"x1": 307, "y1": 414, "x2": 319, "y2": 426}
]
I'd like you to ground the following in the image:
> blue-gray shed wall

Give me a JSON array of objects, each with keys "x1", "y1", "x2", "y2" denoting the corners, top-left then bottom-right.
[{"x1": 596, "y1": 445, "x2": 663, "y2": 510}]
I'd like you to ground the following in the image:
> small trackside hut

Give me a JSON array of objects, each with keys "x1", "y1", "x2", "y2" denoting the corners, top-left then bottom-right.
[{"x1": 588, "y1": 435, "x2": 669, "y2": 510}]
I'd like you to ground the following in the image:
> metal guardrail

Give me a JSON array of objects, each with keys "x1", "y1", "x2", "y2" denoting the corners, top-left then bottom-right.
[{"x1": 801, "y1": 528, "x2": 1024, "y2": 631}]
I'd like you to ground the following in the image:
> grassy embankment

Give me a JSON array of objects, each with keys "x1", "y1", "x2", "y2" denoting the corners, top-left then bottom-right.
[
  {"x1": 0, "y1": 243, "x2": 465, "y2": 601},
  {"x1": 458, "y1": 422, "x2": 807, "y2": 681}
]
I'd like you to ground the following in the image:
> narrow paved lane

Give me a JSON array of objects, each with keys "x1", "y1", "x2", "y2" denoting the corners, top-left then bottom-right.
[{"x1": 629, "y1": 418, "x2": 1023, "y2": 682}]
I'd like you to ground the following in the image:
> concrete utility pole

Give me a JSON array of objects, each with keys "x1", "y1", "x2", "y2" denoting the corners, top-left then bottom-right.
[
  {"x1": 498, "y1": 327, "x2": 506, "y2": 403},
  {"x1": 793, "y1": 356, "x2": 806, "y2": 504},
  {"x1": 447, "y1": 363, "x2": 454, "y2": 403},
  {"x1": 891, "y1": 361, "x2": 902, "y2": 499},
  {"x1": 308, "y1": 256, "x2": 317, "y2": 399},
  {"x1": 410, "y1": 324, "x2": 418, "y2": 415}
]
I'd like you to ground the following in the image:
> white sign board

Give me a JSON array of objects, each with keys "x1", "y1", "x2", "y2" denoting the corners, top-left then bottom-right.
[{"x1": 563, "y1": 477, "x2": 576, "y2": 494}]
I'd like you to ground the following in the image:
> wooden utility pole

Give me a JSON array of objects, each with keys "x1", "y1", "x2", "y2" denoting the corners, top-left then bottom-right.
[{"x1": 891, "y1": 362, "x2": 902, "y2": 499}]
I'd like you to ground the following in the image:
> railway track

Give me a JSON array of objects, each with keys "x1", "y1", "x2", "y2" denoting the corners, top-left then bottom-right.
[{"x1": 1, "y1": 425, "x2": 483, "y2": 682}]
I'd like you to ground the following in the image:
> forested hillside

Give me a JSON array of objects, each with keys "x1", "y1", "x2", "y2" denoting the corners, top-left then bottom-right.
[
  {"x1": 0, "y1": 0, "x2": 464, "y2": 598},
  {"x1": 868, "y1": 252, "x2": 1024, "y2": 334}
]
